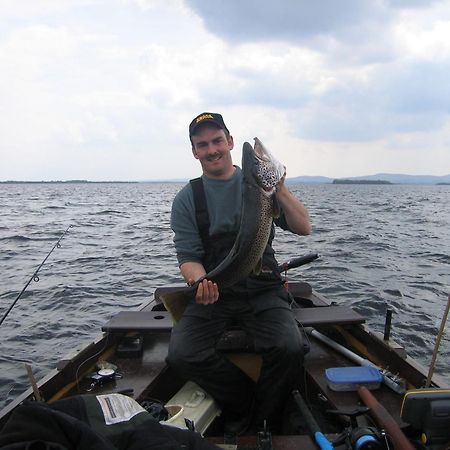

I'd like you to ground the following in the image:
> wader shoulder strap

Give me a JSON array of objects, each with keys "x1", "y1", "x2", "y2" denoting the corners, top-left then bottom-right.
[{"x1": 189, "y1": 177, "x2": 210, "y2": 244}]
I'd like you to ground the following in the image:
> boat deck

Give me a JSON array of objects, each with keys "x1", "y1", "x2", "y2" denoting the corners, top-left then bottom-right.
[
  {"x1": 81, "y1": 286, "x2": 404, "y2": 449},
  {"x1": 1, "y1": 284, "x2": 424, "y2": 450}
]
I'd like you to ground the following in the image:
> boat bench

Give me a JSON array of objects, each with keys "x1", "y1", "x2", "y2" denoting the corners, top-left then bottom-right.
[
  {"x1": 102, "y1": 282, "x2": 364, "y2": 334},
  {"x1": 101, "y1": 306, "x2": 365, "y2": 334}
]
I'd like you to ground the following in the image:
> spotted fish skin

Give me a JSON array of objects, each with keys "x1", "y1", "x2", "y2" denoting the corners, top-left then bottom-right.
[
  {"x1": 253, "y1": 137, "x2": 285, "y2": 193},
  {"x1": 162, "y1": 138, "x2": 285, "y2": 322}
]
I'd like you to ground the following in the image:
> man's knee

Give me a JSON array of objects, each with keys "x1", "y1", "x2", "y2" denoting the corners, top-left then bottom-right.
[
  {"x1": 167, "y1": 339, "x2": 192, "y2": 371},
  {"x1": 167, "y1": 337, "x2": 209, "y2": 372},
  {"x1": 274, "y1": 329, "x2": 306, "y2": 364}
]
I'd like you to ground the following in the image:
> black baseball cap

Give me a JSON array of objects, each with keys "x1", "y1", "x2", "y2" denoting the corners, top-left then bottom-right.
[{"x1": 189, "y1": 112, "x2": 229, "y2": 138}]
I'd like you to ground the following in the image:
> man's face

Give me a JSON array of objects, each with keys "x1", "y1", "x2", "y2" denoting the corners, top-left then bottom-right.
[{"x1": 191, "y1": 125, "x2": 234, "y2": 179}]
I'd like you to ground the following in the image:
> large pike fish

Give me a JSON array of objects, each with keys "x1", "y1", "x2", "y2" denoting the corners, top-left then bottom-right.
[{"x1": 162, "y1": 137, "x2": 285, "y2": 322}]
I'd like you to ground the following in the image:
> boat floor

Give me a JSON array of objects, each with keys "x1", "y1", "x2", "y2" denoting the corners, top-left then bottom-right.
[
  {"x1": 68, "y1": 290, "x2": 405, "y2": 449},
  {"x1": 74, "y1": 334, "x2": 357, "y2": 449},
  {"x1": 71, "y1": 338, "x2": 400, "y2": 449}
]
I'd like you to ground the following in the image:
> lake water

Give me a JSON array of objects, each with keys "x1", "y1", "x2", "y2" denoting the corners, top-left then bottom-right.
[{"x1": 0, "y1": 182, "x2": 449, "y2": 409}]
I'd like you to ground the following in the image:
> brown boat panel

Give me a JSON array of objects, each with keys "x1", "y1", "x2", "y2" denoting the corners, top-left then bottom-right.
[
  {"x1": 339, "y1": 325, "x2": 450, "y2": 389},
  {"x1": 303, "y1": 335, "x2": 405, "y2": 426},
  {"x1": 63, "y1": 333, "x2": 176, "y2": 403}
]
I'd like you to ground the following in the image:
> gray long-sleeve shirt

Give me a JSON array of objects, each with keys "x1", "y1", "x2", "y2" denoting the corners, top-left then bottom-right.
[{"x1": 170, "y1": 167, "x2": 243, "y2": 266}]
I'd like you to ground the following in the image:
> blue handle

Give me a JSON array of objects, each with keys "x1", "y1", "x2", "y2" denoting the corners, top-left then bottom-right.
[{"x1": 314, "y1": 431, "x2": 334, "y2": 450}]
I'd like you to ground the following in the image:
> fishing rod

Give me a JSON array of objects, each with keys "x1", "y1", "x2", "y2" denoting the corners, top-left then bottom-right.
[
  {"x1": 425, "y1": 294, "x2": 450, "y2": 387},
  {"x1": 0, "y1": 225, "x2": 73, "y2": 327},
  {"x1": 292, "y1": 390, "x2": 334, "y2": 449},
  {"x1": 278, "y1": 252, "x2": 319, "y2": 273}
]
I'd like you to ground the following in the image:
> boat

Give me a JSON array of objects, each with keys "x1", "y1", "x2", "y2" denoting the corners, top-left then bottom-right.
[{"x1": 1, "y1": 254, "x2": 449, "y2": 450}]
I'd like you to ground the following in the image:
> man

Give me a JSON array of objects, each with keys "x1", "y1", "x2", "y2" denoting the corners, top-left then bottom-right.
[{"x1": 167, "y1": 112, "x2": 311, "y2": 433}]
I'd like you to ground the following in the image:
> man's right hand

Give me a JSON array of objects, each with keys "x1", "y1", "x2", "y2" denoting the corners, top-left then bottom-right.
[{"x1": 189, "y1": 278, "x2": 219, "y2": 305}]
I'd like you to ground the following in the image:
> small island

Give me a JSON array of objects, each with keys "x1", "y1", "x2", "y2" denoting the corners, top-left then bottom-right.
[{"x1": 332, "y1": 179, "x2": 393, "y2": 185}]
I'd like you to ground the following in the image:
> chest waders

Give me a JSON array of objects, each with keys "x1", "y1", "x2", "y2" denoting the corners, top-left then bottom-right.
[{"x1": 189, "y1": 178, "x2": 283, "y2": 296}]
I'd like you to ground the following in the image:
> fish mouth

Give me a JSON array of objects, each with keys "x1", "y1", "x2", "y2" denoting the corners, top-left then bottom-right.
[
  {"x1": 253, "y1": 140, "x2": 270, "y2": 163},
  {"x1": 252, "y1": 137, "x2": 285, "y2": 192}
]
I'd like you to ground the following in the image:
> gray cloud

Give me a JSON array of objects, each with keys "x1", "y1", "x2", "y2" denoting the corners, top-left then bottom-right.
[
  {"x1": 185, "y1": 0, "x2": 443, "y2": 44},
  {"x1": 184, "y1": 0, "x2": 391, "y2": 44},
  {"x1": 198, "y1": 68, "x2": 313, "y2": 109},
  {"x1": 383, "y1": 62, "x2": 450, "y2": 115},
  {"x1": 184, "y1": 0, "x2": 446, "y2": 68},
  {"x1": 292, "y1": 59, "x2": 450, "y2": 142}
]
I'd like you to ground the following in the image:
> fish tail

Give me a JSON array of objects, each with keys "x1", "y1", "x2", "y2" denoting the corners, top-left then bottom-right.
[{"x1": 160, "y1": 288, "x2": 193, "y2": 323}]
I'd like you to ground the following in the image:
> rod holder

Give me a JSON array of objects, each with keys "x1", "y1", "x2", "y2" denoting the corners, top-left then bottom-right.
[{"x1": 384, "y1": 308, "x2": 393, "y2": 341}]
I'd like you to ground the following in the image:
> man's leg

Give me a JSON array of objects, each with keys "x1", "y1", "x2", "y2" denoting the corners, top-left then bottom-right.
[
  {"x1": 245, "y1": 290, "x2": 305, "y2": 430},
  {"x1": 167, "y1": 305, "x2": 255, "y2": 416}
]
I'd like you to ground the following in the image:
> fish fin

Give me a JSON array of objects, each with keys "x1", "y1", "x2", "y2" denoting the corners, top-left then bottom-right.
[
  {"x1": 161, "y1": 287, "x2": 195, "y2": 323},
  {"x1": 272, "y1": 194, "x2": 281, "y2": 218}
]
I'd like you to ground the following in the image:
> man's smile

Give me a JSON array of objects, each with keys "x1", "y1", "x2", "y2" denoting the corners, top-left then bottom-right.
[{"x1": 206, "y1": 153, "x2": 222, "y2": 162}]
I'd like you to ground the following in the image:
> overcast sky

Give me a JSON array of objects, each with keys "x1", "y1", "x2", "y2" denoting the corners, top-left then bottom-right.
[{"x1": 1, "y1": 0, "x2": 450, "y2": 181}]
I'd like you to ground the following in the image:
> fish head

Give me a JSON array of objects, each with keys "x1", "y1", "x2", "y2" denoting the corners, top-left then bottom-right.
[{"x1": 242, "y1": 137, "x2": 285, "y2": 194}]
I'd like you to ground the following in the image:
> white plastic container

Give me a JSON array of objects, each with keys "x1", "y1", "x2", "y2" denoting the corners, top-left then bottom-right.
[
  {"x1": 325, "y1": 366, "x2": 383, "y2": 391},
  {"x1": 161, "y1": 381, "x2": 221, "y2": 435}
]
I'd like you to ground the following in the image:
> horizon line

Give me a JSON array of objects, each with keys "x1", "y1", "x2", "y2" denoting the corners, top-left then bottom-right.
[{"x1": 1, "y1": 171, "x2": 450, "y2": 185}]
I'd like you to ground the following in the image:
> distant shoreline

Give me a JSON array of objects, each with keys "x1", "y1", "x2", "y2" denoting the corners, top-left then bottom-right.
[
  {"x1": 1, "y1": 175, "x2": 450, "y2": 185},
  {"x1": 332, "y1": 179, "x2": 393, "y2": 185}
]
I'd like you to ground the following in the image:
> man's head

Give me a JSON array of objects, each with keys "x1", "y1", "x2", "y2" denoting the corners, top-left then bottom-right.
[
  {"x1": 189, "y1": 112, "x2": 229, "y2": 143},
  {"x1": 189, "y1": 112, "x2": 234, "y2": 179}
]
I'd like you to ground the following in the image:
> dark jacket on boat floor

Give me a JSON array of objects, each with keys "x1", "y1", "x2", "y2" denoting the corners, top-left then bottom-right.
[{"x1": 0, "y1": 396, "x2": 221, "y2": 450}]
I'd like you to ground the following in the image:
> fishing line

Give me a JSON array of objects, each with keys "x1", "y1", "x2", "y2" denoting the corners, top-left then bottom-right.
[
  {"x1": 75, "y1": 331, "x2": 112, "y2": 393},
  {"x1": 0, "y1": 225, "x2": 73, "y2": 327}
]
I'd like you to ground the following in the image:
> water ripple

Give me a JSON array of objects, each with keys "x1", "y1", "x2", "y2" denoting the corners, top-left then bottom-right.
[{"x1": 0, "y1": 182, "x2": 449, "y2": 409}]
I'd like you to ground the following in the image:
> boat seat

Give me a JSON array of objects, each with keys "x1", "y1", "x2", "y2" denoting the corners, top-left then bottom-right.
[
  {"x1": 102, "y1": 310, "x2": 173, "y2": 333},
  {"x1": 101, "y1": 305, "x2": 365, "y2": 334}
]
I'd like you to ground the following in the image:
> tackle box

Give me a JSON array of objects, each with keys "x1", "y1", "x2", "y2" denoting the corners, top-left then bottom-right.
[
  {"x1": 325, "y1": 366, "x2": 383, "y2": 391},
  {"x1": 400, "y1": 388, "x2": 450, "y2": 445},
  {"x1": 161, "y1": 381, "x2": 221, "y2": 435}
]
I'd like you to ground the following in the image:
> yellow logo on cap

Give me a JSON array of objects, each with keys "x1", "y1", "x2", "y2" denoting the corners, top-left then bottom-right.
[{"x1": 196, "y1": 114, "x2": 214, "y2": 124}]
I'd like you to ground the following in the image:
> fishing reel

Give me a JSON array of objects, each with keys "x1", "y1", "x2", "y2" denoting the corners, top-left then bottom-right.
[
  {"x1": 87, "y1": 367, "x2": 122, "y2": 391},
  {"x1": 329, "y1": 407, "x2": 391, "y2": 450},
  {"x1": 347, "y1": 426, "x2": 387, "y2": 450}
]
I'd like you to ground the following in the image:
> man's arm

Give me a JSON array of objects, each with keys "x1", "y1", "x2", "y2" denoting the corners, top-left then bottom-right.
[
  {"x1": 180, "y1": 261, "x2": 207, "y2": 283},
  {"x1": 171, "y1": 188, "x2": 219, "y2": 306},
  {"x1": 180, "y1": 261, "x2": 219, "y2": 305},
  {"x1": 275, "y1": 178, "x2": 312, "y2": 236}
]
